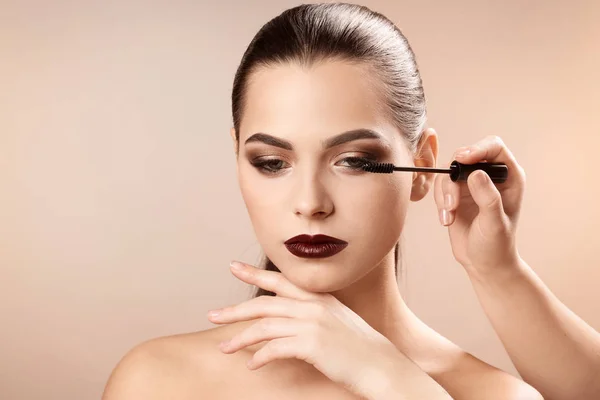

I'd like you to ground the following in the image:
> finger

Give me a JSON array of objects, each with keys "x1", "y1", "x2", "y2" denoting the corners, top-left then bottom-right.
[
  {"x1": 439, "y1": 175, "x2": 454, "y2": 226},
  {"x1": 247, "y1": 336, "x2": 307, "y2": 370},
  {"x1": 220, "y1": 317, "x2": 306, "y2": 354},
  {"x1": 433, "y1": 172, "x2": 445, "y2": 213},
  {"x1": 454, "y1": 136, "x2": 524, "y2": 185},
  {"x1": 207, "y1": 296, "x2": 322, "y2": 324},
  {"x1": 229, "y1": 261, "x2": 317, "y2": 300},
  {"x1": 442, "y1": 173, "x2": 463, "y2": 226},
  {"x1": 434, "y1": 162, "x2": 460, "y2": 226},
  {"x1": 442, "y1": 175, "x2": 461, "y2": 213},
  {"x1": 467, "y1": 170, "x2": 506, "y2": 224}
]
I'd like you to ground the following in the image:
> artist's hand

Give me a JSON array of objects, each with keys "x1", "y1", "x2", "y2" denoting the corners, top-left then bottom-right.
[
  {"x1": 206, "y1": 261, "x2": 408, "y2": 400},
  {"x1": 433, "y1": 136, "x2": 527, "y2": 272}
]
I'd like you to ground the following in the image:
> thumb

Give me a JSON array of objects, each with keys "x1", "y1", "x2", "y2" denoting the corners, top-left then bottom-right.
[{"x1": 467, "y1": 170, "x2": 505, "y2": 221}]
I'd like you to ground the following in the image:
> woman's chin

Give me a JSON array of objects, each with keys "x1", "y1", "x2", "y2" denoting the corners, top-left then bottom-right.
[{"x1": 275, "y1": 258, "x2": 357, "y2": 293}]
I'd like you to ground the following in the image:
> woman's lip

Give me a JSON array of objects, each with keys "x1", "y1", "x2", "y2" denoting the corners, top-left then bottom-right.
[
  {"x1": 284, "y1": 242, "x2": 348, "y2": 259},
  {"x1": 284, "y1": 234, "x2": 347, "y2": 245}
]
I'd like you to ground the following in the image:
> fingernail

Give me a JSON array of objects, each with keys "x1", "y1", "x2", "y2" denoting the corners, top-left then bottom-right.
[
  {"x1": 208, "y1": 310, "x2": 221, "y2": 318},
  {"x1": 219, "y1": 340, "x2": 230, "y2": 349},
  {"x1": 444, "y1": 194, "x2": 454, "y2": 210},
  {"x1": 441, "y1": 209, "x2": 451, "y2": 226},
  {"x1": 230, "y1": 261, "x2": 244, "y2": 271}
]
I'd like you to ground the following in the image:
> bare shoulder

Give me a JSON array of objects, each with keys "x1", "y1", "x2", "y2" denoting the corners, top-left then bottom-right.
[
  {"x1": 430, "y1": 341, "x2": 543, "y2": 400},
  {"x1": 101, "y1": 321, "x2": 255, "y2": 400}
]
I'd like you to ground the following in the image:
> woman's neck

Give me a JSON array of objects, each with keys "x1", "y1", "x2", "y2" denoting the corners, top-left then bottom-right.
[{"x1": 330, "y1": 253, "x2": 427, "y2": 351}]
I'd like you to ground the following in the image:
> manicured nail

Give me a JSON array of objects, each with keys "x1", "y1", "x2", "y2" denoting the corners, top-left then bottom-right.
[
  {"x1": 441, "y1": 209, "x2": 451, "y2": 226},
  {"x1": 230, "y1": 261, "x2": 244, "y2": 271},
  {"x1": 444, "y1": 194, "x2": 454, "y2": 210}
]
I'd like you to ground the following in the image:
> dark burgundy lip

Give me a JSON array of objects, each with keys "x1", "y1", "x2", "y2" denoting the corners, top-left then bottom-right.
[
  {"x1": 284, "y1": 234, "x2": 347, "y2": 245},
  {"x1": 284, "y1": 242, "x2": 348, "y2": 258}
]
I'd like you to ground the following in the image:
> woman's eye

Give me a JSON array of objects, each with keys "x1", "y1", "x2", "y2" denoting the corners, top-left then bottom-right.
[
  {"x1": 337, "y1": 156, "x2": 374, "y2": 170},
  {"x1": 250, "y1": 155, "x2": 376, "y2": 175},
  {"x1": 251, "y1": 159, "x2": 289, "y2": 174}
]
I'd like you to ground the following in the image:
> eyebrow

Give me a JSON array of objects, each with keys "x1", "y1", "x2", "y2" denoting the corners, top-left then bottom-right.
[{"x1": 244, "y1": 129, "x2": 387, "y2": 150}]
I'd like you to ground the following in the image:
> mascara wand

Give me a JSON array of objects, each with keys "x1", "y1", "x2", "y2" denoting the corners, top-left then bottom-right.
[{"x1": 362, "y1": 160, "x2": 508, "y2": 183}]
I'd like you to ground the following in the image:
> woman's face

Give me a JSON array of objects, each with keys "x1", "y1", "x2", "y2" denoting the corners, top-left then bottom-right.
[{"x1": 233, "y1": 60, "x2": 434, "y2": 293}]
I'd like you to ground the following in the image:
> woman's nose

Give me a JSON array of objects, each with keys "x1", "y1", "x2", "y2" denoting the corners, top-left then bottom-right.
[{"x1": 293, "y1": 175, "x2": 334, "y2": 219}]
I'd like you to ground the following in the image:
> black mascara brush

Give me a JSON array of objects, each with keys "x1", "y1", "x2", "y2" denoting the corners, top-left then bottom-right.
[{"x1": 362, "y1": 160, "x2": 508, "y2": 183}]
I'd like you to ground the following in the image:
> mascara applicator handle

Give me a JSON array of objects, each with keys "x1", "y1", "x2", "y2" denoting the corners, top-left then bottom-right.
[{"x1": 450, "y1": 161, "x2": 508, "y2": 183}]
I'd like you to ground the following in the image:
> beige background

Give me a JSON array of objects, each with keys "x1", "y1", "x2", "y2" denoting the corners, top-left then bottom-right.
[{"x1": 1, "y1": 0, "x2": 599, "y2": 399}]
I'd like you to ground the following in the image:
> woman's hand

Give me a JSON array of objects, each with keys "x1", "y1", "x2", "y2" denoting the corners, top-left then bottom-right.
[
  {"x1": 433, "y1": 135, "x2": 527, "y2": 273},
  {"x1": 207, "y1": 261, "x2": 451, "y2": 400},
  {"x1": 433, "y1": 137, "x2": 600, "y2": 400}
]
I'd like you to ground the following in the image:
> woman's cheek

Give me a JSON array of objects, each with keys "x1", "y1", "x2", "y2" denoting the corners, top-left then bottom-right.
[
  {"x1": 361, "y1": 176, "x2": 410, "y2": 225},
  {"x1": 239, "y1": 170, "x2": 284, "y2": 208},
  {"x1": 239, "y1": 174, "x2": 275, "y2": 233},
  {"x1": 361, "y1": 172, "x2": 410, "y2": 204}
]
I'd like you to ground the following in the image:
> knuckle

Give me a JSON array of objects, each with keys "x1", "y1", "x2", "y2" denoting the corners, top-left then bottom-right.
[
  {"x1": 227, "y1": 304, "x2": 239, "y2": 313},
  {"x1": 307, "y1": 318, "x2": 323, "y2": 335},
  {"x1": 310, "y1": 302, "x2": 329, "y2": 319},
  {"x1": 488, "y1": 135, "x2": 504, "y2": 146},
  {"x1": 487, "y1": 193, "x2": 504, "y2": 212},
  {"x1": 273, "y1": 273, "x2": 285, "y2": 288},
  {"x1": 249, "y1": 295, "x2": 272, "y2": 309},
  {"x1": 318, "y1": 293, "x2": 336, "y2": 305},
  {"x1": 442, "y1": 175, "x2": 453, "y2": 192},
  {"x1": 490, "y1": 194, "x2": 502, "y2": 208},
  {"x1": 258, "y1": 344, "x2": 273, "y2": 361},
  {"x1": 257, "y1": 318, "x2": 272, "y2": 333},
  {"x1": 433, "y1": 179, "x2": 442, "y2": 197},
  {"x1": 266, "y1": 339, "x2": 285, "y2": 357},
  {"x1": 245, "y1": 267, "x2": 259, "y2": 279},
  {"x1": 305, "y1": 330, "x2": 322, "y2": 353},
  {"x1": 253, "y1": 295, "x2": 269, "y2": 306}
]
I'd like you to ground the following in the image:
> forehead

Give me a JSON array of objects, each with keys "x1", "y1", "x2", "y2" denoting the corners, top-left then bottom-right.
[{"x1": 239, "y1": 60, "x2": 394, "y2": 144}]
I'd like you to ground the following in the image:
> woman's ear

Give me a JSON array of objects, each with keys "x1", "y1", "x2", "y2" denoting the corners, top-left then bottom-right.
[{"x1": 410, "y1": 128, "x2": 439, "y2": 202}]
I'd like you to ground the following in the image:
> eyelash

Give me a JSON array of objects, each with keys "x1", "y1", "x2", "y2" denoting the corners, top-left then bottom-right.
[{"x1": 250, "y1": 156, "x2": 376, "y2": 175}]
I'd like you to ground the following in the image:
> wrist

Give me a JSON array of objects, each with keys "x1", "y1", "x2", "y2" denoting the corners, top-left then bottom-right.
[
  {"x1": 363, "y1": 349, "x2": 451, "y2": 400},
  {"x1": 355, "y1": 348, "x2": 409, "y2": 400},
  {"x1": 464, "y1": 255, "x2": 529, "y2": 287},
  {"x1": 365, "y1": 363, "x2": 407, "y2": 400}
]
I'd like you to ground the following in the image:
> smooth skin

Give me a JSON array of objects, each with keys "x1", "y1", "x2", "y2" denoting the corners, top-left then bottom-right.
[
  {"x1": 102, "y1": 61, "x2": 542, "y2": 399},
  {"x1": 208, "y1": 260, "x2": 453, "y2": 400},
  {"x1": 435, "y1": 136, "x2": 600, "y2": 400}
]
